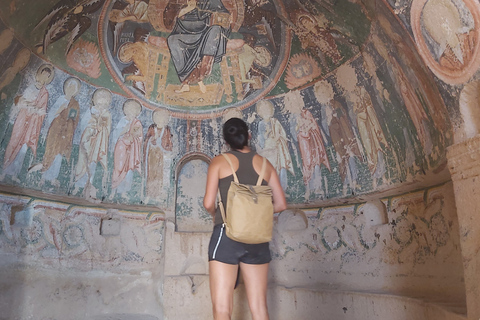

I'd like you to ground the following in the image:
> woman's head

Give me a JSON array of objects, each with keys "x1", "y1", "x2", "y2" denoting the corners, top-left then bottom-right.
[{"x1": 223, "y1": 117, "x2": 249, "y2": 150}]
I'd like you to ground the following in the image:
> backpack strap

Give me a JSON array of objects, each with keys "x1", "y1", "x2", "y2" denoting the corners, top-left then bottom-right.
[
  {"x1": 217, "y1": 153, "x2": 267, "y2": 224},
  {"x1": 221, "y1": 153, "x2": 239, "y2": 183},
  {"x1": 221, "y1": 153, "x2": 267, "y2": 186}
]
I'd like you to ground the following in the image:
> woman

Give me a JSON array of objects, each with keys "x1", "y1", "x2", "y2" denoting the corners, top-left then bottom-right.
[{"x1": 203, "y1": 118, "x2": 287, "y2": 320}]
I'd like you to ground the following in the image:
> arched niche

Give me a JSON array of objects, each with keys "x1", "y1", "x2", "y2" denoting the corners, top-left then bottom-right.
[{"x1": 174, "y1": 153, "x2": 212, "y2": 232}]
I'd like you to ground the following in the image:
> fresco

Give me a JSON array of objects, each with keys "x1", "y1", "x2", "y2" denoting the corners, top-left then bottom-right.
[
  {"x1": 0, "y1": 0, "x2": 453, "y2": 209},
  {"x1": 411, "y1": 0, "x2": 480, "y2": 84},
  {"x1": 100, "y1": 0, "x2": 289, "y2": 113},
  {"x1": 0, "y1": 0, "x2": 367, "y2": 115}
]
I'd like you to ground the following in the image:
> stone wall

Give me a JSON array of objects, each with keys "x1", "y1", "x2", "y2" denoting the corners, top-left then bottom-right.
[{"x1": 0, "y1": 182, "x2": 465, "y2": 319}]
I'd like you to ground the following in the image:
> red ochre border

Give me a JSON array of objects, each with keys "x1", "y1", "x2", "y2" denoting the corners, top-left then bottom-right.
[{"x1": 411, "y1": 0, "x2": 480, "y2": 85}]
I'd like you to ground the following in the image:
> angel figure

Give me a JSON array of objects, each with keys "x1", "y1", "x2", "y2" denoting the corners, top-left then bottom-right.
[
  {"x1": 34, "y1": 0, "x2": 106, "y2": 54},
  {"x1": 289, "y1": 11, "x2": 342, "y2": 68},
  {"x1": 109, "y1": 0, "x2": 150, "y2": 53}
]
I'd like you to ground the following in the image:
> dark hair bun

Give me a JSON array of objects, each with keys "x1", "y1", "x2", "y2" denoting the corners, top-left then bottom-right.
[{"x1": 223, "y1": 118, "x2": 249, "y2": 150}]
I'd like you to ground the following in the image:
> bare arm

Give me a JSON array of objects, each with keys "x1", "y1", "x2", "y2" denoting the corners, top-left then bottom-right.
[
  {"x1": 267, "y1": 164, "x2": 287, "y2": 213},
  {"x1": 203, "y1": 156, "x2": 221, "y2": 217}
]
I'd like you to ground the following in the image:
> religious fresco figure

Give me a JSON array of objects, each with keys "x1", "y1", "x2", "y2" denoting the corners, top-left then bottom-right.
[
  {"x1": 109, "y1": 0, "x2": 149, "y2": 23},
  {"x1": 167, "y1": 0, "x2": 231, "y2": 93},
  {"x1": 351, "y1": 86, "x2": 388, "y2": 178},
  {"x1": 329, "y1": 99, "x2": 363, "y2": 185},
  {"x1": 256, "y1": 100, "x2": 294, "y2": 191},
  {"x1": 74, "y1": 88, "x2": 112, "y2": 198},
  {"x1": 336, "y1": 64, "x2": 388, "y2": 182},
  {"x1": 37, "y1": 77, "x2": 81, "y2": 186},
  {"x1": 422, "y1": 0, "x2": 475, "y2": 70},
  {"x1": 285, "y1": 52, "x2": 322, "y2": 89},
  {"x1": 144, "y1": 109, "x2": 173, "y2": 201},
  {"x1": 0, "y1": 48, "x2": 30, "y2": 129},
  {"x1": 100, "y1": 0, "x2": 288, "y2": 112},
  {"x1": 109, "y1": 0, "x2": 150, "y2": 53},
  {"x1": 2, "y1": 64, "x2": 54, "y2": 182},
  {"x1": 369, "y1": 23, "x2": 438, "y2": 168},
  {"x1": 314, "y1": 81, "x2": 362, "y2": 188},
  {"x1": 66, "y1": 39, "x2": 102, "y2": 79},
  {"x1": 288, "y1": 10, "x2": 352, "y2": 70},
  {"x1": 0, "y1": 48, "x2": 30, "y2": 93},
  {"x1": 296, "y1": 107, "x2": 331, "y2": 194},
  {"x1": 34, "y1": 0, "x2": 106, "y2": 54},
  {"x1": 111, "y1": 99, "x2": 144, "y2": 196},
  {"x1": 392, "y1": 59, "x2": 432, "y2": 155},
  {"x1": 373, "y1": 16, "x2": 449, "y2": 136},
  {"x1": 236, "y1": 34, "x2": 272, "y2": 87}
]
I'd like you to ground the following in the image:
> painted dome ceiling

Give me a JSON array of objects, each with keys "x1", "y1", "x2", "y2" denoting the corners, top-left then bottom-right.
[{"x1": 0, "y1": 0, "x2": 456, "y2": 208}]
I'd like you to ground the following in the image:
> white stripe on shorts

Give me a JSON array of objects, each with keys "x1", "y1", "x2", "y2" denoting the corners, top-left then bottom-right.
[{"x1": 212, "y1": 224, "x2": 224, "y2": 260}]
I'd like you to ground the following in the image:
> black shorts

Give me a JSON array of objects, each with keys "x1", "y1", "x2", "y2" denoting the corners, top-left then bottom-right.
[{"x1": 208, "y1": 224, "x2": 272, "y2": 265}]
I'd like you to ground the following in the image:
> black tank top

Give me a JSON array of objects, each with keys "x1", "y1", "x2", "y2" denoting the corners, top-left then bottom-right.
[{"x1": 214, "y1": 150, "x2": 268, "y2": 226}]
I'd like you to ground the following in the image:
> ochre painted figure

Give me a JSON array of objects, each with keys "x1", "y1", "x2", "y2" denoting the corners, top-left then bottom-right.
[
  {"x1": 111, "y1": 99, "x2": 144, "y2": 194},
  {"x1": 3, "y1": 64, "x2": 53, "y2": 180}
]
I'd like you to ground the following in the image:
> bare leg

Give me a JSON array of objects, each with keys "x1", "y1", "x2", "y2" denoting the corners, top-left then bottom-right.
[
  {"x1": 209, "y1": 261, "x2": 238, "y2": 320},
  {"x1": 240, "y1": 262, "x2": 269, "y2": 320}
]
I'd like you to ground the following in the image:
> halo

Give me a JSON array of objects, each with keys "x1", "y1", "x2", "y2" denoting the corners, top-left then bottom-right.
[
  {"x1": 36, "y1": 64, "x2": 55, "y2": 85},
  {"x1": 93, "y1": 88, "x2": 113, "y2": 106},
  {"x1": 253, "y1": 46, "x2": 272, "y2": 68},
  {"x1": 152, "y1": 108, "x2": 170, "y2": 127},
  {"x1": 256, "y1": 100, "x2": 274, "y2": 119},
  {"x1": 123, "y1": 99, "x2": 143, "y2": 116},
  {"x1": 63, "y1": 77, "x2": 81, "y2": 95},
  {"x1": 117, "y1": 42, "x2": 134, "y2": 64}
]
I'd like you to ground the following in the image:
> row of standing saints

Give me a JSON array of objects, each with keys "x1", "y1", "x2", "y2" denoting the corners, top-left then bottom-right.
[
  {"x1": 0, "y1": 53, "x2": 441, "y2": 203},
  {"x1": 0, "y1": 0, "x2": 448, "y2": 203}
]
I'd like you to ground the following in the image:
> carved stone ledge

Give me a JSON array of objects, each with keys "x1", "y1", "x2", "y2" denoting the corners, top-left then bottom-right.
[{"x1": 447, "y1": 134, "x2": 480, "y2": 181}]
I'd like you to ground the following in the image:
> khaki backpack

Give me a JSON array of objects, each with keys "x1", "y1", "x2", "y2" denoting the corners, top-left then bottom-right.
[{"x1": 217, "y1": 153, "x2": 274, "y2": 244}]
